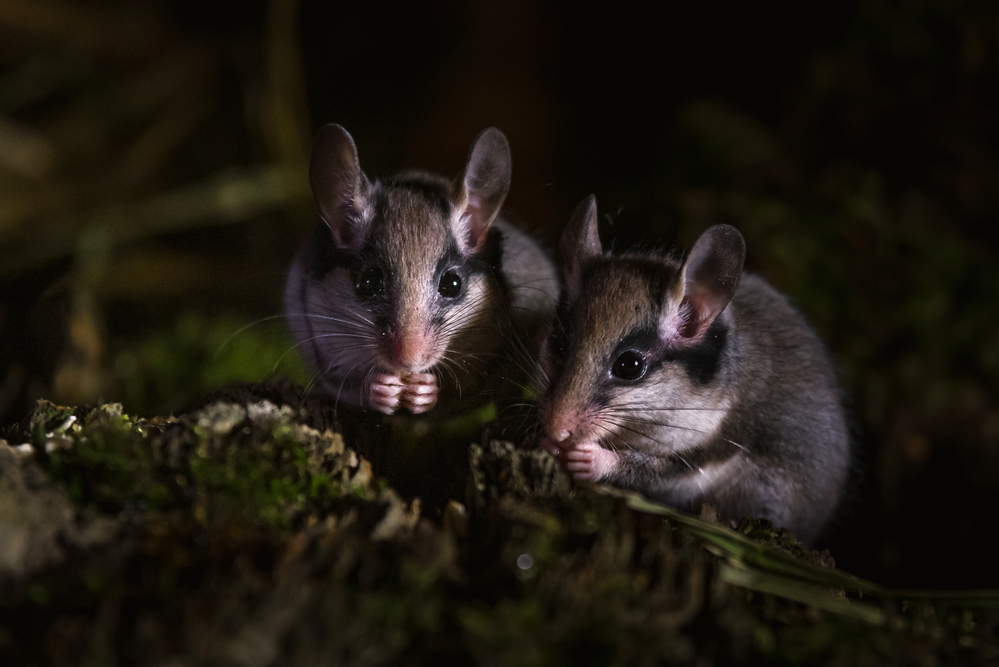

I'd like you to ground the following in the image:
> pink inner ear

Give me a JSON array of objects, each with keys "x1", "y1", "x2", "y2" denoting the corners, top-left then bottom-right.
[
  {"x1": 460, "y1": 195, "x2": 490, "y2": 252},
  {"x1": 323, "y1": 200, "x2": 363, "y2": 250},
  {"x1": 662, "y1": 297, "x2": 710, "y2": 348},
  {"x1": 677, "y1": 298, "x2": 702, "y2": 339}
]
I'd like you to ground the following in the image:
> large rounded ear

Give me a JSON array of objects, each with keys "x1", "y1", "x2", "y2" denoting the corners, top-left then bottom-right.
[
  {"x1": 675, "y1": 224, "x2": 745, "y2": 340},
  {"x1": 450, "y1": 127, "x2": 512, "y2": 253},
  {"x1": 310, "y1": 124, "x2": 369, "y2": 250},
  {"x1": 558, "y1": 195, "x2": 603, "y2": 302}
]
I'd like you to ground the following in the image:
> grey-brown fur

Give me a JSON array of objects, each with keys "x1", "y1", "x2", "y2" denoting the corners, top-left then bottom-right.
[
  {"x1": 286, "y1": 125, "x2": 558, "y2": 415},
  {"x1": 539, "y1": 196, "x2": 850, "y2": 546}
]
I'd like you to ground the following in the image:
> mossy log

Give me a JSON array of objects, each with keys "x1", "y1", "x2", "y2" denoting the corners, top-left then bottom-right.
[{"x1": 0, "y1": 386, "x2": 997, "y2": 665}]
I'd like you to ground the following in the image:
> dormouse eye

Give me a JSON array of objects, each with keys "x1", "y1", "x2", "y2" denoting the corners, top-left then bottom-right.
[
  {"x1": 355, "y1": 266, "x2": 384, "y2": 299},
  {"x1": 438, "y1": 270, "x2": 462, "y2": 298},
  {"x1": 612, "y1": 350, "x2": 646, "y2": 381}
]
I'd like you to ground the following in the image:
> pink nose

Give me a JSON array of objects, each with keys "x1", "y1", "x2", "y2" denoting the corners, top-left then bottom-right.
[
  {"x1": 389, "y1": 336, "x2": 408, "y2": 366},
  {"x1": 545, "y1": 403, "x2": 587, "y2": 446},
  {"x1": 389, "y1": 331, "x2": 428, "y2": 369},
  {"x1": 546, "y1": 414, "x2": 577, "y2": 443}
]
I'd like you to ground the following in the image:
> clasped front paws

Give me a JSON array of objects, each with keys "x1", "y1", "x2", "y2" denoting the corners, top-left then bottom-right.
[
  {"x1": 370, "y1": 372, "x2": 438, "y2": 415},
  {"x1": 539, "y1": 437, "x2": 619, "y2": 482}
]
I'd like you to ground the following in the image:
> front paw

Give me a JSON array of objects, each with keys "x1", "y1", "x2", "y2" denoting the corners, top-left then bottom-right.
[
  {"x1": 563, "y1": 442, "x2": 619, "y2": 482},
  {"x1": 400, "y1": 372, "x2": 438, "y2": 414},
  {"x1": 370, "y1": 374, "x2": 405, "y2": 414}
]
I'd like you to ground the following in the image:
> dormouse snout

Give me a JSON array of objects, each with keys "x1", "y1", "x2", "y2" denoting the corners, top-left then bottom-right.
[
  {"x1": 544, "y1": 403, "x2": 591, "y2": 447},
  {"x1": 387, "y1": 327, "x2": 437, "y2": 372}
]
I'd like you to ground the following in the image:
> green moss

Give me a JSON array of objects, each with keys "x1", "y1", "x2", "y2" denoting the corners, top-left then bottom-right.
[
  {"x1": 36, "y1": 404, "x2": 172, "y2": 512},
  {"x1": 32, "y1": 399, "x2": 378, "y2": 533},
  {"x1": 8, "y1": 400, "x2": 999, "y2": 665}
]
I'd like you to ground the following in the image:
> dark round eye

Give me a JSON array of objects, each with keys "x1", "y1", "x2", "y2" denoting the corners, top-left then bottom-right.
[
  {"x1": 612, "y1": 350, "x2": 646, "y2": 380},
  {"x1": 438, "y1": 270, "x2": 462, "y2": 298},
  {"x1": 355, "y1": 266, "x2": 384, "y2": 299}
]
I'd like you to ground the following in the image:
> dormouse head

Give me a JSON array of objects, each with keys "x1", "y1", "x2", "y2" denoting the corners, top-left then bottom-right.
[
  {"x1": 308, "y1": 124, "x2": 512, "y2": 373},
  {"x1": 541, "y1": 195, "x2": 746, "y2": 450}
]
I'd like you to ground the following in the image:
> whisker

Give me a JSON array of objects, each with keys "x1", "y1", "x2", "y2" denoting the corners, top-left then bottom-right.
[
  {"x1": 284, "y1": 312, "x2": 375, "y2": 331},
  {"x1": 615, "y1": 415, "x2": 750, "y2": 454},
  {"x1": 592, "y1": 422, "x2": 637, "y2": 455},
  {"x1": 605, "y1": 403, "x2": 729, "y2": 413},
  {"x1": 601, "y1": 417, "x2": 696, "y2": 471},
  {"x1": 213, "y1": 314, "x2": 293, "y2": 359}
]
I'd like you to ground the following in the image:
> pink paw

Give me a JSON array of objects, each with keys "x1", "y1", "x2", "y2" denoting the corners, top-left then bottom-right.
[
  {"x1": 563, "y1": 441, "x2": 619, "y2": 482},
  {"x1": 400, "y1": 372, "x2": 437, "y2": 414},
  {"x1": 370, "y1": 374, "x2": 405, "y2": 414}
]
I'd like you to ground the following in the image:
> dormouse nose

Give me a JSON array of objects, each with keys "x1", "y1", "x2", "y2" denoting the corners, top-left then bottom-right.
[
  {"x1": 544, "y1": 387, "x2": 595, "y2": 446},
  {"x1": 545, "y1": 408, "x2": 581, "y2": 444},
  {"x1": 388, "y1": 330, "x2": 429, "y2": 369}
]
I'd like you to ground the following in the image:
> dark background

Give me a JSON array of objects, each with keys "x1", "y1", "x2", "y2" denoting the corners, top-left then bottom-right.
[{"x1": 2, "y1": 0, "x2": 999, "y2": 589}]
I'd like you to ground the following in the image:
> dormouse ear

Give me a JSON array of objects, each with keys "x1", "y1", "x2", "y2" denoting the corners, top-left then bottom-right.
[
  {"x1": 310, "y1": 124, "x2": 369, "y2": 250},
  {"x1": 558, "y1": 195, "x2": 603, "y2": 302},
  {"x1": 674, "y1": 224, "x2": 745, "y2": 340},
  {"x1": 450, "y1": 127, "x2": 512, "y2": 253}
]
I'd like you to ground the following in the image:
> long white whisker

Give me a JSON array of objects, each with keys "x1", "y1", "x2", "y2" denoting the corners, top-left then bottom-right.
[
  {"x1": 213, "y1": 315, "x2": 292, "y2": 359},
  {"x1": 601, "y1": 417, "x2": 696, "y2": 471}
]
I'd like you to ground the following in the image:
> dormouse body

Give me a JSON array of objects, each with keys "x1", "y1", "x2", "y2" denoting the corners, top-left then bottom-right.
[
  {"x1": 285, "y1": 124, "x2": 558, "y2": 415},
  {"x1": 539, "y1": 196, "x2": 850, "y2": 546}
]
